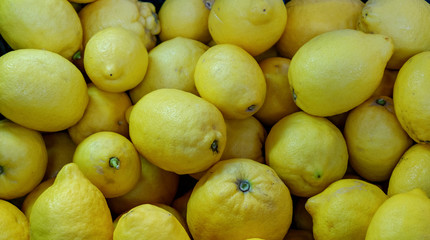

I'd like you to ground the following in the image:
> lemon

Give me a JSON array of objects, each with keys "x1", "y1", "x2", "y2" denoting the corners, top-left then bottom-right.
[
  {"x1": 288, "y1": 29, "x2": 393, "y2": 117},
  {"x1": 107, "y1": 155, "x2": 179, "y2": 215},
  {"x1": 0, "y1": 0, "x2": 82, "y2": 60},
  {"x1": 0, "y1": 199, "x2": 29, "y2": 240},
  {"x1": 388, "y1": 144, "x2": 430, "y2": 197},
  {"x1": 172, "y1": 189, "x2": 193, "y2": 224},
  {"x1": 129, "y1": 88, "x2": 226, "y2": 175},
  {"x1": 187, "y1": 158, "x2": 293, "y2": 240},
  {"x1": 42, "y1": 132, "x2": 76, "y2": 180},
  {"x1": 194, "y1": 44, "x2": 266, "y2": 119},
  {"x1": 305, "y1": 179, "x2": 388, "y2": 240},
  {"x1": 154, "y1": 203, "x2": 190, "y2": 235},
  {"x1": 277, "y1": 0, "x2": 364, "y2": 59},
  {"x1": 68, "y1": 83, "x2": 132, "y2": 144},
  {"x1": 254, "y1": 57, "x2": 299, "y2": 127},
  {"x1": 371, "y1": 69, "x2": 397, "y2": 98},
  {"x1": 343, "y1": 96, "x2": 413, "y2": 182},
  {"x1": 158, "y1": 0, "x2": 211, "y2": 43},
  {"x1": 113, "y1": 204, "x2": 190, "y2": 240},
  {"x1": 30, "y1": 163, "x2": 114, "y2": 239},
  {"x1": 208, "y1": 0, "x2": 287, "y2": 56},
  {"x1": 393, "y1": 51, "x2": 430, "y2": 143},
  {"x1": 292, "y1": 197, "x2": 313, "y2": 232},
  {"x1": 129, "y1": 37, "x2": 208, "y2": 104},
  {"x1": 265, "y1": 111, "x2": 348, "y2": 197},
  {"x1": 73, "y1": 131, "x2": 141, "y2": 198},
  {"x1": 21, "y1": 178, "x2": 55, "y2": 218},
  {"x1": 365, "y1": 188, "x2": 430, "y2": 239},
  {"x1": 79, "y1": 0, "x2": 160, "y2": 50},
  {"x1": 84, "y1": 27, "x2": 148, "y2": 93},
  {"x1": 0, "y1": 120, "x2": 48, "y2": 200},
  {"x1": 358, "y1": 0, "x2": 430, "y2": 69},
  {"x1": 0, "y1": 49, "x2": 88, "y2": 132}
]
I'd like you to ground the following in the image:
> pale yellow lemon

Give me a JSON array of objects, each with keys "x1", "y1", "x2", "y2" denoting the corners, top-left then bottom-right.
[
  {"x1": 393, "y1": 51, "x2": 430, "y2": 143},
  {"x1": 388, "y1": 144, "x2": 430, "y2": 197},
  {"x1": 29, "y1": 163, "x2": 114, "y2": 239},
  {"x1": 194, "y1": 44, "x2": 266, "y2": 119},
  {"x1": 187, "y1": 158, "x2": 293, "y2": 240},
  {"x1": 305, "y1": 179, "x2": 388, "y2": 240},
  {"x1": 21, "y1": 178, "x2": 55, "y2": 218},
  {"x1": 129, "y1": 88, "x2": 226, "y2": 175},
  {"x1": 0, "y1": 49, "x2": 88, "y2": 132},
  {"x1": 0, "y1": 199, "x2": 29, "y2": 240},
  {"x1": 365, "y1": 188, "x2": 430, "y2": 240},
  {"x1": 42, "y1": 132, "x2": 76, "y2": 180},
  {"x1": 265, "y1": 111, "x2": 348, "y2": 197},
  {"x1": 208, "y1": 0, "x2": 287, "y2": 56},
  {"x1": 0, "y1": 0, "x2": 82, "y2": 60},
  {"x1": 357, "y1": 0, "x2": 430, "y2": 69},
  {"x1": 277, "y1": 0, "x2": 364, "y2": 58},
  {"x1": 288, "y1": 29, "x2": 393, "y2": 117},
  {"x1": 129, "y1": 37, "x2": 208, "y2": 103},
  {"x1": 343, "y1": 96, "x2": 413, "y2": 182},
  {"x1": 68, "y1": 83, "x2": 131, "y2": 144},
  {"x1": 73, "y1": 131, "x2": 141, "y2": 198},
  {"x1": 254, "y1": 57, "x2": 299, "y2": 126},
  {"x1": 0, "y1": 120, "x2": 48, "y2": 200},
  {"x1": 84, "y1": 27, "x2": 149, "y2": 93},
  {"x1": 158, "y1": 0, "x2": 211, "y2": 43}
]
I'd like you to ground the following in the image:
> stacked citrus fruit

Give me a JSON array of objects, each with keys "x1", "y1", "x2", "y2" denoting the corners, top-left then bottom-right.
[{"x1": 1, "y1": 0, "x2": 430, "y2": 239}]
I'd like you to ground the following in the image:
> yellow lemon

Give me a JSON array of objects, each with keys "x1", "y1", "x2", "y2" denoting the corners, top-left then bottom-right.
[
  {"x1": 73, "y1": 131, "x2": 141, "y2": 198},
  {"x1": 129, "y1": 88, "x2": 226, "y2": 175},
  {"x1": 68, "y1": 83, "x2": 131, "y2": 144},
  {"x1": 358, "y1": 0, "x2": 430, "y2": 69},
  {"x1": 371, "y1": 69, "x2": 397, "y2": 98},
  {"x1": 154, "y1": 203, "x2": 190, "y2": 236},
  {"x1": 29, "y1": 163, "x2": 114, "y2": 239},
  {"x1": 265, "y1": 111, "x2": 348, "y2": 197},
  {"x1": 393, "y1": 51, "x2": 430, "y2": 143},
  {"x1": 113, "y1": 204, "x2": 190, "y2": 240},
  {"x1": 388, "y1": 144, "x2": 430, "y2": 197},
  {"x1": 0, "y1": 120, "x2": 47, "y2": 200},
  {"x1": 107, "y1": 155, "x2": 179, "y2": 215},
  {"x1": 158, "y1": 0, "x2": 211, "y2": 43},
  {"x1": 42, "y1": 132, "x2": 76, "y2": 180},
  {"x1": 21, "y1": 178, "x2": 55, "y2": 218},
  {"x1": 288, "y1": 29, "x2": 393, "y2": 117},
  {"x1": 0, "y1": 199, "x2": 29, "y2": 240},
  {"x1": 129, "y1": 37, "x2": 208, "y2": 103},
  {"x1": 276, "y1": 0, "x2": 364, "y2": 58},
  {"x1": 365, "y1": 188, "x2": 430, "y2": 240},
  {"x1": 0, "y1": 49, "x2": 88, "y2": 132},
  {"x1": 172, "y1": 189, "x2": 193, "y2": 224},
  {"x1": 254, "y1": 57, "x2": 300, "y2": 127},
  {"x1": 187, "y1": 158, "x2": 293, "y2": 240},
  {"x1": 208, "y1": 0, "x2": 287, "y2": 56},
  {"x1": 84, "y1": 27, "x2": 148, "y2": 93},
  {"x1": 305, "y1": 179, "x2": 388, "y2": 240},
  {"x1": 0, "y1": 0, "x2": 82, "y2": 60},
  {"x1": 343, "y1": 96, "x2": 413, "y2": 182},
  {"x1": 194, "y1": 44, "x2": 266, "y2": 119}
]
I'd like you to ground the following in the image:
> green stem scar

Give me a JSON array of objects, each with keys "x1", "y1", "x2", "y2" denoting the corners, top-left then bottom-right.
[
  {"x1": 247, "y1": 105, "x2": 256, "y2": 112},
  {"x1": 238, "y1": 179, "x2": 251, "y2": 193},
  {"x1": 72, "y1": 51, "x2": 81, "y2": 61},
  {"x1": 376, "y1": 98, "x2": 386, "y2": 106},
  {"x1": 0, "y1": 165, "x2": 3, "y2": 175},
  {"x1": 211, "y1": 139, "x2": 219, "y2": 154},
  {"x1": 109, "y1": 157, "x2": 120, "y2": 170},
  {"x1": 292, "y1": 89, "x2": 297, "y2": 102}
]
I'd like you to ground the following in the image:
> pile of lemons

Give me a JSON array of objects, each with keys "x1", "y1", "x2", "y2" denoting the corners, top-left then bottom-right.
[{"x1": 1, "y1": 0, "x2": 430, "y2": 239}]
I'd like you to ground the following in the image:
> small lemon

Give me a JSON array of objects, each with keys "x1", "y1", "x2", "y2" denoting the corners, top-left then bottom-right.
[
  {"x1": 42, "y1": 132, "x2": 76, "y2": 180},
  {"x1": 365, "y1": 188, "x2": 430, "y2": 240},
  {"x1": 265, "y1": 111, "x2": 348, "y2": 197},
  {"x1": 172, "y1": 189, "x2": 193, "y2": 224},
  {"x1": 343, "y1": 96, "x2": 413, "y2": 182},
  {"x1": 129, "y1": 88, "x2": 227, "y2": 175},
  {"x1": 21, "y1": 178, "x2": 55, "y2": 218},
  {"x1": 388, "y1": 144, "x2": 430, "y2": 197},
  {"x1": 129, "y1": 37, "x2": 208, "y2": 103},
  {"x1": 371, "y1": 69, "x2": 397, "y2": 98},
  {"x1": 292, "y1": 197, "x2": 313, "y2": 232},
  {"x1": 0, "y1": 199, "x2": 29, "y2": 240},
  {"x1": 208, "y1": 0, "x2": 287, "y2": 56},
  {"x1": 84, "y1": 27, "x2": 148, "y2": 93},
  {"x1": 305, "y1": 179, "x2": 388, "y2": 240},
  {"x1": 194, "y1": 44, "x2": 266, "y2": 119},
  {"x1": 288, "y1": 29, "x2": 394, "y2": 117}
]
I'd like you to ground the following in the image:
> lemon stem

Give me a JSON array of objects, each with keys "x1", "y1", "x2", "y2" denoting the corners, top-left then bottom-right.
[
  {"x1": 247, "y1": 105, "x2": 256, "y2": 112},
  {"x1": 211, "y1": 140, "x2": 219, "y2": 154},
  {"x1": 109, "y1": 157, "x2": 120, "y2": 170},
  {"x1": 0, "y1": 165, "x2": 3, "y2": 175},
  {"x1": 238, "y1": 180, "x2": 250, "y2": 192},
  {"x1": 72, "y1": 51, "x2": 81, "y2": 61},
  {"x1": 376, "y1": 98, "x2": 386, "y2": 106}
]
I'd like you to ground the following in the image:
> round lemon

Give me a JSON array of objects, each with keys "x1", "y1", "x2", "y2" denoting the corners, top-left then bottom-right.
[
  {"x1": 0, "y1": 199, "x2": 29, "y2": 240},
  {"x1": 0, "y1": 49, "x2": 88, "y2": 132},
  {"x1": 187, "y1": 158, "x2": 293, "y2": 240},
  {"x1": 84, "y1": 27, "x2": 148, "y2": 93},
  {"x1": 265, "y1": 111, "x2": 348, "y2": 197},
  {"x1": 208, "y1": 0, "x2": 287, "y2": 56},
  {"x1": 0, "y1": 120, "x2": 48, "y2": 200},
  {"x1": 129, "y1": 88, "x2": 227, "y2": 175},
  {"x1": 194, "y1": 44, "x2": 266, "y2": 119},
  {"x1": 42, "y1": 132, "x2": 76, "y2": 180}
]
